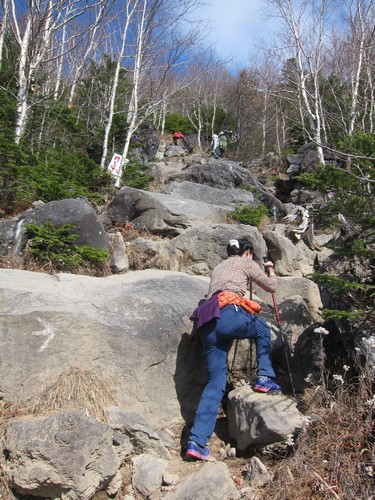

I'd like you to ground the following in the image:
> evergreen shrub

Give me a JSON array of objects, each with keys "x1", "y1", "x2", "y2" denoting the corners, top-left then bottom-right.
[
  {"x1": 230, "y1": 204, "x2": 268, "y2": 227},
  {"x1": 164, "y1": 114, "x2": 193, "y2": 135},
  {"x1": 25, "y1": 221, "x2": 108, "y2": 271},
  {"x1": 121, "y1": 159, "x2": 154, "y2": 189}
]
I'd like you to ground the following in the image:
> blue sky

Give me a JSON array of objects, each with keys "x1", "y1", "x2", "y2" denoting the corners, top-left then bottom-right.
[{"x1": 193, "y1": 0, "x2": 277, "y2": 70}]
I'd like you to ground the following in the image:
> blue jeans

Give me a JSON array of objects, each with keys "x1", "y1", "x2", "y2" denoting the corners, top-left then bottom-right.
[{"x1": 189, "y1": 305, "x2": 275, "y2": 447}]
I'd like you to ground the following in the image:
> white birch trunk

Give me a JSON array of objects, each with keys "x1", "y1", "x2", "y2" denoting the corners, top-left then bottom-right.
[
  {"x1": 122, "y1": 0, "x2": 148, "y2": 163},
  {"x1": 366, "y1": 63, "x2": 374, "y2": 133},
  {"x1": 100, "y1": 1, "x2": 138, "y2": 169},
  {"x1": 159, "y1": 91, "x2": 168, "y2": 136},
  {"x1": 348, "y1": 0, "x2": 366, "y2": 135},
  {"x1": 0, "y1": 0, "x2": 10, "y2": 69},
  {"x1": 53, "y1": 21, "x2": 67, "y2": 100},
  {"x1": 270, "y1": 0, "x2": 326, "y2": 163},
  {"x1": 261, "y1": 91, "x2": 267, "y2": 156},
  {"x1": 14, "y1": 14, "x2": 32, "y2": 143}
]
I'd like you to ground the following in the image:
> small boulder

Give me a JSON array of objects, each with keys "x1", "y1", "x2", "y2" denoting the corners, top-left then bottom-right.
[
  {"x1": 162, "y1": 462, "x2": 240, "y2": 499},
  {"x1": 227, "y1": 386, "x2": 304, "y2": 451},
  {"x1": 2, "y1": 410, "x2": 131, "y2": 499},
  {"x1": 131, "y1": 454, "x2": 167, "y2": 497}
]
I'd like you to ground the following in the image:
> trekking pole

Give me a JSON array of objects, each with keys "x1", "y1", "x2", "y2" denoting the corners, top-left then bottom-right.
[
  {"x1": 271, "y1": 292, "x2": 296, "y2": 398},
  {"x1": 264, "y1": 257, "x2": 296, "y2": 398}
]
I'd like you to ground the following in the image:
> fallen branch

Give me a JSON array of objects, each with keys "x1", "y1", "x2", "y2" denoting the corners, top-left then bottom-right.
[{"x1": 312, "y1": 471, "x2": 341, "y2": 499}]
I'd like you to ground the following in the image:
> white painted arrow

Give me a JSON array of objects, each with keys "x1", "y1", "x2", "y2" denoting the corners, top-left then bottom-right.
[{"x1": 32, "y1": 318, "x2": 55, "y2": 351}]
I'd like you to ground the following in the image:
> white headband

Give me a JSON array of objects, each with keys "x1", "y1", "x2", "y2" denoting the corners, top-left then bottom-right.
[{"x1": 229, "y1": 239, "x2": 240, "y2": 248}]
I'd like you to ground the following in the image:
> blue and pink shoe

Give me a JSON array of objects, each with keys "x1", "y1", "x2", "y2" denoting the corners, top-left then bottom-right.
[
  {"x1": 253, "y1": 376, "x2": 282, "y2": 393},
  {"x1": 185, "y1": 441, "x2": 211, "y2": 461}
]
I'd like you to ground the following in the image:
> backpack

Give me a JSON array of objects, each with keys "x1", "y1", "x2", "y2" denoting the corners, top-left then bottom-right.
[{"x1": 218, "y1": 134, "x2": 227, "y2": 151}]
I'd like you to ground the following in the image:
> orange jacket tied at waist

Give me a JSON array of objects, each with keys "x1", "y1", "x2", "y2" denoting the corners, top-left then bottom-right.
[{"x1": 217, "y1": 291, "x2": 262, "y2": 315}]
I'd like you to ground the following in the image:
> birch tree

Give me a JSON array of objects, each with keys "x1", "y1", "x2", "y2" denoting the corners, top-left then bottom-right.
[
  {"x1": 265, "y1": 0, "x2": 336, "y2": 163},
  {"x1": 0, "y1": 0, "x2": 10, "y2": 69},
  {"x1": 346, "y1": 0, "x2": 375, "y2": 134},
  {"x1": 7, "y1": 0, "x2": 95, "y2": 143},
  {"x1": 100, "y1": 0, "x2": 138, "y2": 169}
]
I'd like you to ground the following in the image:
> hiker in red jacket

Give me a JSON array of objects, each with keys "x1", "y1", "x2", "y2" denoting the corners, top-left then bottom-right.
[{"x1": 172, "y1": 131, "x2": 185, "y2": 145}]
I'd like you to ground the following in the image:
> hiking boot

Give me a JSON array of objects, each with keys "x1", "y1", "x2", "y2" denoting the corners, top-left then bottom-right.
[
  {"x1": 185, "y1": 441, "x2": 211, "y2": 461},
  {"x1": 253, "y1": 376, "x2": 282, "y2": 393}
]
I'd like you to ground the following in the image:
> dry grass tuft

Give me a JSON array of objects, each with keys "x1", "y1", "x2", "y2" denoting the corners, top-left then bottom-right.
[
  {"x1": 22, "y1": 368, "x2": 118, "y2": 423},
  {"x1": 260, "y1": 367, "x2": 374, "y2": 499},
  {"x1": 178, "y1": 249, "x2": 195, "y2": 271},
  {"x1": 127, "y1": 245, "x2": 149, "y2": 270},
  {"x1": 115, "y1": 221, "x2": 160, "y2": 242},
  {"x1": 149, "y1": 251, "x2": 171, "y2": 270}
]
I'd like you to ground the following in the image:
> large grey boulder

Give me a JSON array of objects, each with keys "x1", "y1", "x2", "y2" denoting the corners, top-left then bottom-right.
[
  {"x1": 0, "y1": 199, "x2": 109, "y2": 258},
  {"x1": 2, "y1": 410, "x2": 131, "y2": 499},
  {"x1": 0, "y1": 268, "x2": 208, "y2": 428},
  {"x1": 286, "y1": 143, "x2": 321, "y2": 177},
  {"x1": 109, "y1": 232, "x2": 129, "y2": 272},
  {"x1": 167, "y1": 161, "x2": 255, "y2": 189},
  {"x1": 164, "y1": 145, "x2": 186, "y2": 157},
  {"x1": 127, "y1": 237, "x2": 185, "y2": 272},
  {"x1": 149, "y1": 160, "x2": 187, "y2": 184},
  {"x1": 126, "y1": 224, "x2": 270, "y2": 276},
  {"x1": 263, "y1": 229, "x2": 317, "y2": 277},
  {"x1": 129, "y1": 121, "x2": 160, "y2": 163},
  {"x1": 0, "y1": 219, "x2": 19, "y2": 257},
  {"x1": 107, "y1": 186, "x2": 230, "y2": 236},
  {"x1": 291, "y1": 324, "x2": 328, "y2": 391},
  {"x1": 227, "y1": 386, "x2": 304, "y2": 451},
  {"x1": 163, "y1": 462, "x2": 240, "y2": 500},
  {"x1": 255, "y1": 276, "x2": 323, "y2": 324},
  {"x1": 162, "y1": 181, "x2": 257, "y2": 208},
  {"x1": 168, "y1": 162, "x2": 285, "y2": 213},
  {"x1": 170, "y1": 224, "x2": 268, "y2": 271}
]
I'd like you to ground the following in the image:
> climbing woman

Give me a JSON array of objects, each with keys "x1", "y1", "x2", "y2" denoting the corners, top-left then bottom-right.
[{"x1": 186, "y1": 238, "x2": 281, "y2": 461}]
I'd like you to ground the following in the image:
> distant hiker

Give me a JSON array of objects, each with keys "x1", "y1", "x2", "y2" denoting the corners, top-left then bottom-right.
[
  {"x1": 210, "y1": 133, "x2": 220, "y2": 158},
  {"x1": 182, "y1": 135, "x2": 193, "y2": 154},
  {"x1": 172, "y1": 131, "x2": 193, "y2": 153},
  {"x1": 217, "y1": 129, "x2": 232, "y2": 158},
  {"x1": 172, "y1": 131, "x2": 185, "y2": 146},
  {"x1": 185, "y1": 239, "x2": 281, "y2": 462}
]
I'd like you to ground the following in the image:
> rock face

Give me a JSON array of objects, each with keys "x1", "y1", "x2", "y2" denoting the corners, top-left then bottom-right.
[
  {"x1": 168, "y1": 161, "x2": 256, "y2": 190},
  {"x1": 170, "y1": 224, "x2": 269, "y2": 271},
  {"x1": 0, "y1": 198, "x2": 109, "y2": 258},
  {"x1": 3, "y1": 410, "x2": 131, "y2": 499},
  {"x1": 0, "y1": 268, "x2": 209, "y2": 428},
  {"x1": 107, "y1": 186, "x2": 230, "y2": 235},
  {"x1": 162, "y1": 180, "x2": 257, "y2": 208}
]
